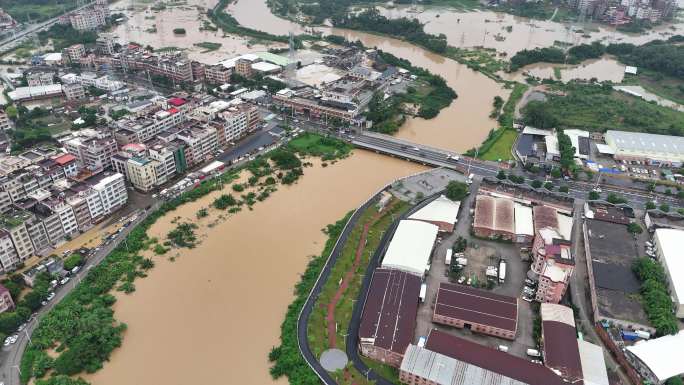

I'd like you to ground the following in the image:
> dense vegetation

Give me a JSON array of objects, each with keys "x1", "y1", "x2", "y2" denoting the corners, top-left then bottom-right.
[
  {"x1": 633, "y1": 257, "x2": 679, "y2": 336},
  {"x1": 6, "y1": 105, "x2": 55, "y2": 151},
  {"x1": 476, "y1": 83, "x2": 528, "y2": 161},
  {"x1": 209, "y1": 0, "x2": 302, "y2": 46},
  {"x1": 445, "y1": 181, "x2": 469, "y2": 201},
  {"x1": 521, "y1": 83, "x2": 684, "y2": 135},
  {"x1": 38, "y1": 24, "x2": 97, "y2": 52},
  {"x1": 333, "y1": 8, "x2": 447, "y2": 54},
  {"x1": 3, "y1": 0, "x2": 77, "y2": 22}
]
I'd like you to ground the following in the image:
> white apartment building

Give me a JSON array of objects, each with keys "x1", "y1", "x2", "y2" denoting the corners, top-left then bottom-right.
[
  {"x1": 85, "y1": 173, "x2": 127, "y2": 221},
  {"x1": 64, "y1": 133, "x2": 117, "y2": 173},
  {"x1": 148, "y1": 144, "x2": 177, "y2": 185},
  {"x1": 116, "y1": 108, "x2": 186, "y2": 142},
  {"x1": 126, "y1": 157, "x2": 158, "y2": 192},
  {"x1": 69, "y1": 7, "x2": 107, "y2": 31},
  {"x1": 177, "y1": 126, "x2": 218, "y2": 167},
  {"x1": 26, "y1": 72, "x2": 54, "y2": 87},
  {"x1": 7, "y1": 219, "x2": 35, "y2": 262}
]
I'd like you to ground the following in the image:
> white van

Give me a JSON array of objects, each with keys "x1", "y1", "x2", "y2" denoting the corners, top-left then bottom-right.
[{"x1": 526, "y1": 349, "x2": 541, "y2": 357}]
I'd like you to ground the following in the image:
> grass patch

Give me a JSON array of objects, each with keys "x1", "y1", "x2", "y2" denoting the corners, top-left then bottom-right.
[
  {"x1": 286, "y1": 132, "x2": 353, "y2": 160},
  {"x1": 193, "y1": 42, "x2": 222, "y2": 52},
  {"x1": 622, "y1": 69, "x2": 684, "y2": 106},
  {"x1": 479, "y1": 129, "x2": 517, "y2": 161}
]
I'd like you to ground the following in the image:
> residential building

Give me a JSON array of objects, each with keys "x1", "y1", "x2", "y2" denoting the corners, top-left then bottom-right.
[
  {"x1": 0, "y1": 284, "x2": 14, "y2": 313},
  {"x1": 69, "y1": 7, "x2": 107, "y2": 31},
  {"x1": 433, "y1": 283, "x2": 518, "y2": 340},
  {"x1": 63, "y1": 83, "x2": 86, "y2": 100},
  {"x1": 126, "y1": 157, "x2": 158, "y2": 192},
  {"x1": 26, "y1": 71, "x2": 54, "y2": 87},
  {"x1": 64, "y1": 132, "x2": 117, "y2": 173},
  {"x1": 234, "y1": 58, "x2": 256, "y2": 78},
  {"x1": 84, "y1": 173, "x2": 127, "y2": 222},
  {"x1": 147, "y1": 142, "x2": 178, "y2": 185},
  {"x1": 358, "y1": 268, "x2": 421, "y2": 368},
  {"x1": 1, "y1": 210, "x2": 35, "y2": 264},
  {"x1": 531, "y1": 228, "x2": 574, "y2": 303},
  {"x1": 0, "y1": 230, "x2": 19, "y2": 273},
  {"x1": 96, "y1": 35, "x2": 115, "y2": 55},
  {"x1": 205, "y1": 64, "x2": 232, "y2": 84},
  {"x1": 176, "y1": 125, "x2": 218, "y2": 167},
  {"x1": 64, "y1": 44, "x2": 86, "y2": 62}
]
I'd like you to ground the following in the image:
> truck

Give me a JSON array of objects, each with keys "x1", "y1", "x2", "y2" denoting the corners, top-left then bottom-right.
[
  {"x1": 418, "y1": 336, "x2": 427, "y2": 348},
  {"x1": 634, "y1": 330, "x2": 651, "y2": 340},
  {"x1": 455, "y1": 257, "x2": 468, "y2": 266},
  {"x1": 445, "y1": 249, "x2": 453, "y2": 265},
  {"x1": 498, "y1": 260, "x2": 507, "y2": 283},
  {"x1": 526, "y1": 349, "x2": 541, "y2": 357},
  {"x1": 419, "y1": 283, "x2": 427, "y2": 303},
  {"x1": 621, "y1": 330, "x2": 640, "y2": 341}
]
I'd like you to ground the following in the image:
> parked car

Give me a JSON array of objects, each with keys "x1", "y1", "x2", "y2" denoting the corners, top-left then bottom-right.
[
  {"x1": 60, "y1": 277, "x2": 70, "y2": 285},
  {"x1": 525, "y1": 278, "x2": 537, "y2": 286},
  {"x1": 71, "y1": 266, "x2": 81, "y2": 274},
  {"x1": 46, "y1": 292, "x2": 55, "y2": 301},
  {"x1": 521, "y1": 296, "x2": 533, "y2": 302}
]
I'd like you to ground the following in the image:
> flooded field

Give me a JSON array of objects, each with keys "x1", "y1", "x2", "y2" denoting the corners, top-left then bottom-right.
[
  {"x1": 505, "y1": 56, "x2": 626, "y2": 83},
  {"x1": 109, "y1": 0, "x2": 284, "y2": 63},
  {"x1": 86, "y1": 152, "x2": 424, "y2": 385},
  {"x1": 378, "y1": 5, "x2": 684, "y2": 56}
]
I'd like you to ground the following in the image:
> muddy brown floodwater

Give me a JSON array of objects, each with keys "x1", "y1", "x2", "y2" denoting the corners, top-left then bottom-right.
[{"x1": 85, "y1": 152, "x2": 425, "y2": 385}]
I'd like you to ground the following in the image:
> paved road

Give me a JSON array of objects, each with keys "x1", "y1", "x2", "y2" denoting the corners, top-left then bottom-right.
[{"x1": 0, "y1": 203, "x2": 159, "y2": 385}]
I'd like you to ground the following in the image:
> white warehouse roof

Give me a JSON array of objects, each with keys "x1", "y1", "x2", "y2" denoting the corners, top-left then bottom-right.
[
  {"x1": 381, "y1": 220, "x2": 439, "y2": 276},
  {"x1": 605, "y1": 130, "x2": 684, "y2": 163},
  {"x1": 626, "y1": 330, "x2": 684, "y2": 382},
  {"x1": 251, "y1": 62, "x2": 281, "y2": 73},
  {"x1": 654, "y1": 228, "x2": 684, "y2": 312},
  {"x1": 514, "y1": 203, "x2": 533, "y2": 237},
  {"x1": 578, "y1": 340, "x2": 609, "y2": 385},
  {"x1": 408, "y1": 195, "x2": 460, "y2": 226}
]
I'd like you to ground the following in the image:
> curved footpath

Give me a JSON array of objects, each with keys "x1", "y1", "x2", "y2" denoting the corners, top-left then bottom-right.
[{"x1": 297, "y1": 184, "x2": 442, "y2": 385}]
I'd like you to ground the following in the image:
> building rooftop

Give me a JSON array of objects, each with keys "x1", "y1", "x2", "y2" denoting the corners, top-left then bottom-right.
[
  {"x1": 425, "y1": 329, "x2": 566, "y2": 385},
  {"x1": 586, "y1": 219, "x2": 638, "y2": 267},
  {"x1": 626, "y1": 330, "x2": 684, "y2": 382},
  {"x1": 358, "y1": 268, "x2": 420, "y2": 355},
  {"x1": 541, "y1": 304, "x2": 582, "y2": 382},
  {"x1": 578, "y1": 340, "x2": 609, "y2": 385},
  {"x1": 654, "y1": 228, "x2": 684, "y2": 309},
  {"x1": 434, "y1": 283, "x2": 518, "y2": 333},
  {"x1": 408, "y1": 195, "x2": 460, "y2": 228},
  {"x1": 514, "y1": 203, "x2": 534, "y2": 237},
  {"x1": 606, "y1": 130, "x2": 684, "y2": 160},
  {"x1": 473, "y1": 195, "x2": 515, "y2": 235},
  {"x1": 380, "y1": 220, "x2": 438, "y2": 276},
  {"x1": 401, "y1": 344, "x2": 528, "y2": 385}
]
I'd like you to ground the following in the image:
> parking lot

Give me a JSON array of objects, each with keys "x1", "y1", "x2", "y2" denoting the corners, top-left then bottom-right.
[{"x1": 411, "y1": 178, "x2": 537, "y2": 360}]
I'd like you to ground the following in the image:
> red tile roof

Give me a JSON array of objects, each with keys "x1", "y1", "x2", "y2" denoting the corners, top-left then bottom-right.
[
  {"x1": 168, "y1": 97, "x2": 186, "y2": 107},
  {"x1": 54, "y1": 154, "x2": 76, "y2": 165}
]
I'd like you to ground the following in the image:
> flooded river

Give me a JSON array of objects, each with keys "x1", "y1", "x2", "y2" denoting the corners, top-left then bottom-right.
[
  {"x1": 505, "y1": 56, "x2": 626, "y2": 83},
  {"x1": 378, "y1": 5, "x2": 684, "y2": 56},
  {"x1": 86, "y1": 152, "x2": 424, "y2": 385}
]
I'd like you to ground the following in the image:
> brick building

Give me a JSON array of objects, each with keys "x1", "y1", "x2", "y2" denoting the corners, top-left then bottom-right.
[{"x1": 472, "y1": 194, "x2": 515, "y2": 240}]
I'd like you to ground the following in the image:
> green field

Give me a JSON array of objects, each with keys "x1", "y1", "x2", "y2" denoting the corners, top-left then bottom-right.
[
  {"x1": 4, "y1": 1, "x2": 77, "y2": 23},
  {"x1": 622, "y1": 70, "x2": 684, "y2": 106},
  {"x1": 479, "y1": 129, "x2": 517, "y2": 161}
]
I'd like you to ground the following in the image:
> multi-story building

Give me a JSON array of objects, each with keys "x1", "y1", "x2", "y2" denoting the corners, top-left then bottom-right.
[
  {"x1": 234, "y1": 58, "x2": 255, "y2": 78},
  {"x1": 0, "y1": 109, "x2": 12, "y2": 131},
  {"x1": 96, "y1": 34, "x2": 115, "y2": 55},
  {"x1": 65, "y1": 44, "x2": 86, "y2": 62},
  {"x1": 1, "y1": 210, "x2": 35, "y2": 264},
  {"x1": 115, "y1": 107, "x2": 187, "y2": 143},
  {"x1": 148, "y1": 142, "x2": 178, "y2": 185},
  {"x1": 63, "y1": 83, "x2": 86, "y2": 101},
  {"x1": 205, "y1": 64, "x2": 232, "y2": 84},
  {"x1": 64, "y1": 131, "x2": 117, "y2": 173},
  {"x1": 176, "y1": 125, "x2": 218, "y2": 167},
  {"x1": 65, "y1": 192, "x2": 93, "y2": 231},
  {"x1": 126, "y1": 157, "x2": 158, "y2": 192},
  {"x1": 0, "y1": 230, "x2": 19, "y2": 273},
  {"x1": 0, "y1": 284, "x2": 15, "y2": 314},
  {"x1": 26, "y1": 71, "x2": 54, "y2": 87},
  {"x1": 69, "y1": 7, "x2": 107, "y2": 31},
  {"x1": 84, "y1": 173, "x2": 127, "y2": 222},
  {"x1": 531, "y1": 228, "x2": 575, "y2": 303}
]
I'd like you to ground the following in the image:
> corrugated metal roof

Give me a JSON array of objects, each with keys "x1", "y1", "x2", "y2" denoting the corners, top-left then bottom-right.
[
  {"x1": 606, "y1": 130, "x2": 684, "y2": 160},
  {"x1": 434, "y1": 283, "x2": 518, "y2": 332},
  {"x1": 381, "y1": 220, "x2": 438, "y2": 276},
  {"x1": 626, "y1": 330, "x2": 684, "y2": 381},
  {"x1": 409, "y1": 195, "x2": 461, "y2": 226},
  {"x1": 654, "y1": 228, "x2": 684, "y2": 308},
  {"x1": 514, "y1": 203, "x2": 534, "y2": 236},
  {"x1": 578, "y1": 340, "x2": 609, "y2": 385}
]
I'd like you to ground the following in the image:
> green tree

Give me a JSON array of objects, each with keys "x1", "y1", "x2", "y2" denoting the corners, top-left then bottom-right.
[
  {"x1": 559, "y1": 185, "x2": 569, "y2": 193},
  {"x1": 550, "y1": 168, "x2": 562, "y2": 178},
  {"x1": 36, "y1": 375, "x2": 89, "y2": 385},
  {"x1": 496, "y1": 170, "x2": 506, "y2": 180},
  {"x1": 666, "y1": 377, "x2": 684, "y2": 385},
  {"x1": 646, "y1": 201, "x2": 657, "y2": 210},
  {"x1": 544, "y1": 182, "x2": 554, "y2": 190},
  {"x1": 63, "y1": 254, "x2": 83, "y2": 271},
  {"x1": 531, "y1": 180, "x2": 543, "y2": 189},
  {"x1": 588, "y1": 191, "x2": 600, "y2": 200},
  {"x1": 660, "y1": 203, "x2": 670, "y2": 212},
  {"x1": 606, "y1": 193, "x2": 627, "y2": 204},
  {"x1": 445, "y1": 181, "x2": 468, "y2": 201},
  {"x1": 627, "y1": 223, "x2": 643, "y2": 234}
]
